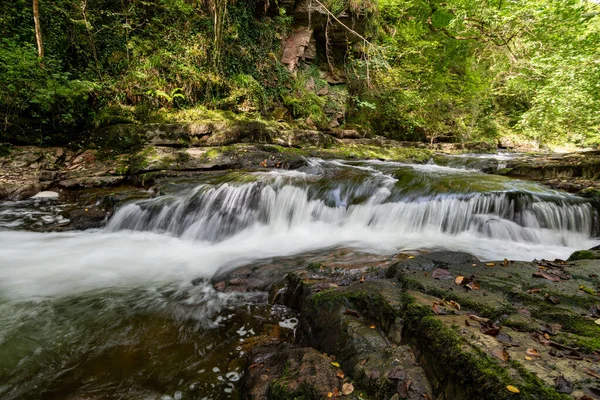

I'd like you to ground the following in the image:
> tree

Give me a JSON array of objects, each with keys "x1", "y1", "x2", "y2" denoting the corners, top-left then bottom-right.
[{"x1": 32, "y1": 0, "x2": 44, "y2": 60}]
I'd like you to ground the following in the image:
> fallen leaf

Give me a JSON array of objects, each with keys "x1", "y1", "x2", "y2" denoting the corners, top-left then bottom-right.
[
  {"x1": 526, "y1": 348, "x2": 541, "y2": 357},
  {"x1": 503, "y1": 258, "x2": 509, "y2": 266},
  {"x1": 524, "y1": 356, "x2": 532, "y2": 361},
  {"x1": 481, "y1": 324, "x2": 501, "y2": 336},
  {"x1": 408, "y1": 255, "x2": 415, "y2": 259},
  {"x1": 333, "y1": 387, "x2": 340, "y2": 397},
  {"x1": 532, "y1": 271, "x2": 561, "y2": 282},
  {"x1": 327, "y1": 392, "x2": 333, "y2": 398},
  {"x1": 360, "y1": 275, "x2": 365, "y2": 283},
  {"x1": 448, "y1": 300, "x2": 461, "y2": 310},
  {"x1": 466, "y1": 280, "x2": 481, "y2": 290},
  {"x1": 432, "y1": 304, "x2": 447, "y2": 315},
  {"x1": 369, "y1": 324, "x2": 376, "y2": 329},
  {"x1": 579, "y1": 285, "x2": 597, "y2": 295},
  {"x1": 471, "y1": 263, "x2": 477, "y2": 267},
  {"x1": 455, "y1": 276, "x2": 465, "y2": 285},
  {"x1": 423, "y1": 394, "x2": 433, "y2": 400},
  {"x1": 492, "y1": 348, "x2": 509, "y2": 362},
  {"x1": 336, "y1": 370, "x2": 345, "y2": 379},
  {"x1": 331, "y1": 361, "x2": 340, "y2": 368},
  {"x1": 584, "y1": 368, "x2": 600, "y2": 380},
  {"x1": 485, "y1": 262, "x2": 495, "y2": 267},
  {"x1": 527, "y1": 288, "x2": 541, "y2": 294},
  {"x1": 468, "y1": 314, "x2": 490, "y2": 323},
  {"x1": 358, "y1": 359, "x2": 367, "y2": 366},
  {"x1": 596, "y1": 318, "x2": 600, "y2": 326},
  {"x1": 506, "y1": 385, "x2": 520, "y2": 393},
  {"x1": 544, "y1": 293, "x2": 561, "y2": 304},
  {"x1": 341, "y1": 383, "x2": 354, "y2": 395}
]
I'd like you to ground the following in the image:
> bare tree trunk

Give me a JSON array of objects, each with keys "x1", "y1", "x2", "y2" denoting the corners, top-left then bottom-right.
[{"x1": 33, "y1": 0, "x2": 44, "y2": 60}]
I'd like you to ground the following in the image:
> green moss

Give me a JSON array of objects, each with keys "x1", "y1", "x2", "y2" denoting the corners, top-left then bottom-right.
[
  {"x1": 567, "y1": 250, "x2": 600, "y2": 261},
  {"x1": 268, "y1": 381, "x2": 321, "y2": 400},
  {"x1": 402, "y1": 299, "x2": 569, "y2": 400},
  {"x1": 536, "y1": 311, "x2": 600, "y2": 352}
]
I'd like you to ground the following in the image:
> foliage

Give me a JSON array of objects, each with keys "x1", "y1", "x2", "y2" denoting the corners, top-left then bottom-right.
[{"x1": 0, "y1": 0, "x2": 598, "y2": 148}]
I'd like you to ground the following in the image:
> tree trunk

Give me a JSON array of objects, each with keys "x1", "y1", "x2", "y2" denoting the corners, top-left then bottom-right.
[{"x1": 32, "y1": 0, "x2": 44, "y2": 59}]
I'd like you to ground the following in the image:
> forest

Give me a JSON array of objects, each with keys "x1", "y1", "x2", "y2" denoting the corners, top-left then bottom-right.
[{"x1": 1, "y1": 0, "x2": 599, "y2": 148}]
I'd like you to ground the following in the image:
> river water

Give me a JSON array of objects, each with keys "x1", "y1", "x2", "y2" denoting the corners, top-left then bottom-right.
[{"x1": 0, "y1": 156, "x2": 598, "y2": 399}]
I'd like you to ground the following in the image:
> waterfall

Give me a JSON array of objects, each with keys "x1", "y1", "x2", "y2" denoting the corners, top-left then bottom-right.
[{"x1": 106, "y1": 159, "x2": 598, "y2": 249}]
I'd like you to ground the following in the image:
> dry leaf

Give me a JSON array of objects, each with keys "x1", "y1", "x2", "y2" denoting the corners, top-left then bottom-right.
[
  {"x1": 468, "y1": 314, "x2": 490, "y2": 323},
  {"x1": 466, "y1": 280, "x2": 481, "y2": 290},
  {"x1": 584, "y1": 368, "x2": 600, "y2": 380},
  {"x1": 492, "y1": 348, "x2": 509, "y2": 362},
  {"x1": 503, "y1": 258, "x2": 509, "y2": 266},
  {"x1": 408, "y1": 255, "x2": 415, "y2": 259},
  {"x1": 544, "y1": 293, "x2": 560, "y2": 304},
  {"x1": 526, "y1": 348, "x2": 541, "y2": 357},
  {"x1": 525, "y1": 356, "x2": 533, "y2": 361},
  {"x1": 595, "y1": 318, "x2": 600, "y2": 326},
  {"x1": 358, "y1": 359, "x2": 367, "y2": 366},
  {"x1": 506, "y1": 385, "x2": 520, "y2": 393},
  {"x1": 327, "y1": 392, "x2": 333, "y2": 398},
  {"x1": 423, "y1": 394, "x2": 433, "y2": 400},
  {"x1": 527, "y1": 288, "x2": 541, "y2": 294},
  {"x1": 471, "y1": 263, "x2": 477, "y2": 267},
  {"x1": 369, "y1": 324, "x2": 376, "y2": 329},
  {"x1": 341, "y1": 383, "x2": 354, "y2": 395},
  {"x1": 336, "y1": 370, "x2": 345, "y2": 379},
  {"x1": 360, "y1": 275, "x2": 365, "y2": 283},
  {"x1": 455, "y1": 276, "x2": 465, "y2": 285},
  {"x1": 333, "y1": 388, "x2": 340, "y2": 397},
  {"x1": 432, "y1": 303, "x2": 447, "y2": 315},
  {"x1": 448, "y1": 300, "x2": 461, "y2": 310},
  {"x1": 533, "y1": 271, "x2": 560, "y2": 282},
  {"x1": 485, "y1": 262, "x2": 495, "y2": 267},
  {"x1": 331, "y1": 361, "x2": 340, "y2": 368}
]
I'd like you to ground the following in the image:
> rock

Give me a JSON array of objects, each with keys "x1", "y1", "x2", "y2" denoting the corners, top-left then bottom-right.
[
  {"x1": 387, "y1": 251, "x2": 480, "y2": 275},
  {"x1": 281, "y1": 26, "x2": 314, "y2": 71},
  {"x1": 58, "y1": 176, "x2": 125, "y2": 189},
  {"x1": 31, "y1": 191, "x2": 59, "y2": 199},
  {"x1": 242, "y1": 342, "x2": 342, "y2": 399}
]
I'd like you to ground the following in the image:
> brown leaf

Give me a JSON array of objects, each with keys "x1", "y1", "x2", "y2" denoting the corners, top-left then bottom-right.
[
  {"x1": 466, "y1": 280, "x2": 481, "y2": 290},
  {"x1": 432, "y1": 268, "x2": 453, "y2": 280},
  {"x1": 468, "y1": 314, "x2": 490, "y2": 323},
  {"x1": 485, "y1": 262, "x2": 495, "y2": 267},
  {"x1": 358, "y1": 359, "x2": 367, "y2": 366},
  {"x1": 432, "y1": 304, "x2": 447, "y2": 315},
  {"x1": 527, "y1": 288, "x2": 541, "y2": 294},
  {"x1": 341, "y1": 383, "x2": 354, "y2": 395},
  {"x1": 526, "y1": 348, "x2": 541, "y2": 357},
  {"x1": 423, "y1": 394, "x2": 432, "y2": 400},
  {"x1": 544, "y1": 293, "x2": 561, "y2": 304},
  {"x1": 336, "y1": 370, "x2": 345, "y2": 379},
  {"x1": 503, "y1": 258, "x2": 509, "y2": 266},
  {"x1": 492, "y1": 348, "x2": 509, "y2": 362},
  {"x1": 332, "y1": 387, "x2": 340, "y2": 397},
  {"x1": 532, "y1": 271, "x2": 560, "y2": 282},
  {"x1": 359, "y1": 275, "x2": 365, "y2": 283},
  {"x1": 584, "y1": 368, "x2": 600, "y2": 380},
  {"x1": 455, "y1": 275, "x2": 465, "y2": 285},
  {"x1": 447, "y1": 300, "x2": 461, "y2": 310},
  {"x1": 481, "y1": 324, "x2": 501, "y2": 336}
]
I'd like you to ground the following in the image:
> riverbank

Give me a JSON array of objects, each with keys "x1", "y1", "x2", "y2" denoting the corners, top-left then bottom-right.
[
  {"x1": 212, "y1": 247, "x2": 600, "y2": 399},
  {"x1": 2, "y1": 123, "x2": 599, "y2": 204}
]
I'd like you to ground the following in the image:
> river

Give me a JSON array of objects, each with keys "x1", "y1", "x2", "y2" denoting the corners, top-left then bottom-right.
[{"x1": 0, "y1": 156, "x2": 598, "y2": 399}]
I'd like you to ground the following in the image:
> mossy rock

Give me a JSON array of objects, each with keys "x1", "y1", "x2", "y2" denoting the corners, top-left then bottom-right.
[{"x1": 567, "y1": 250, "x2": 600, "y2": 261}]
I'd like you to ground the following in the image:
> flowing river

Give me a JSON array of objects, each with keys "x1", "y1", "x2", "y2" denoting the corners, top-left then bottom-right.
[{"x1": 1, "y1": 157, "x2": 598, "y2": 399}]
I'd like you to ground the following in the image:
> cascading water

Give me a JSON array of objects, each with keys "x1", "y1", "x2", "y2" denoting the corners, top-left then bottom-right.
[
  {"x1": 105, "y1": 158, "x2": 598, "y2": 259},
  {"x1": 0, "y1": 156, "x2": 598, "y2": 399}
]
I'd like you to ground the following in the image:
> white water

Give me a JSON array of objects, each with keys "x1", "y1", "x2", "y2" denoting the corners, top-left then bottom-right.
[{"x1": 0, "y1": 158, "x2": 599, "y2": 301}]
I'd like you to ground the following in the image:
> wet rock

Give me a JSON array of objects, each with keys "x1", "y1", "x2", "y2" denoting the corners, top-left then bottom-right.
[
  {"x1": 387, "y1": 251, "x2": 480, "y2": 274},
  {"x1": 30, "y1": 191, "x2": 60, "y2": 199},
  {"x1": 242, "y1": 341, "x2": 343, "y2": 399}
]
